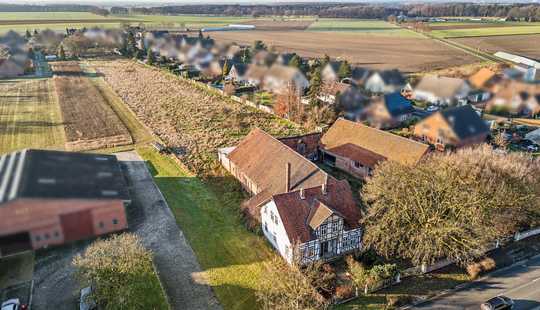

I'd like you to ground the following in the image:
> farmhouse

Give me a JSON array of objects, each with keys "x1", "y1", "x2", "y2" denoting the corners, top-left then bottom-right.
[
  {"x1": 320, "y1": 118, "x2": 429, "y2": 178},
  {"x1": 413, "y1": 105, "x2": 489, "y2": 150},
  {"x1": 0, "y1": 149, "x2": 130, "y2": 258},
  {"x1": 360, "y1": 92, "x2": 415, "y2": 129},
  {"x1": 364, "y1": 69, "x2": 406, "y2": 94},
  {"x1": 218, "y1": 129, "x2": 361, "y2": 264},
  {"x1": 262, "y1": 65, "x2": 309, "y2": 95},
  {"x1": 414, "y1": 75, "x2": 471, "y2": 106}
]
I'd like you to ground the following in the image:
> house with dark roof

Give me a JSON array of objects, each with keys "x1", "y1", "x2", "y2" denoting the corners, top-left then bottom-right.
[
  {"x1": 336, "y1": 87, "x2": 370, "y2": 121},
  {"x1": 218, "y1": 129, "x2": 362, "y2": 264},
  {"x1": 0, "y1": 149, "x2": 130, "y2": 257},
  {"x1": 364, "y1": 69, "x2": 406, "y2": 94},
  {"x1": 226, "y1": 63, "x2": 248, "y2": 83},
  {"x1": 413, "y1": 105, "x2": 490, "y2": 151},
  {"x1": 360, "y1": 92, "x2": 415, "y2": 129},
  {"x1": 321, "y1": 61, "x2": 343, "y2": 83},
  {"x1": 320, "y1": 118, "x2": 430, "y2": 178}
]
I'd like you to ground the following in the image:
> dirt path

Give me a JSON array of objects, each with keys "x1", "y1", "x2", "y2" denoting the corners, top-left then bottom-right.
[{"x1": 117, "y1": 151, "x2": 222, "y2": 310}]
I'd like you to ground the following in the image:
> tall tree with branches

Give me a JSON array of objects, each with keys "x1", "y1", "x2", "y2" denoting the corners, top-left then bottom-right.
[{"x1": 362, "y1": 146, "x2": 540, "y2": 266}]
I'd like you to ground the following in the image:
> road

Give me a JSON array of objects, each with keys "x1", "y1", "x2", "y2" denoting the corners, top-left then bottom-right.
[{"x1": 413, "y1": 255, "x2": 540, "y2": 309}]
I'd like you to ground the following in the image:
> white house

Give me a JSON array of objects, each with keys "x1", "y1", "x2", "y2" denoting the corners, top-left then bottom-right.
[
  {"x1": 414, "y1": 75, "x2": 471, "y2": 106},
  {"x1": 364, "y1": 70, "x2": 406, "y2": 94},
  {"x1": 261, "y1": 184, "x2": 363, "y2": 265}
]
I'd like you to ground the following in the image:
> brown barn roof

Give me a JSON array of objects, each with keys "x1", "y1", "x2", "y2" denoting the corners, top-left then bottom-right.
[
  {"x1": 228, "y1": 128, "x2": 329, "y2": 209},
  {"x1": 273, "y1": 180, "x2": 360, "y2": 243},
  {"x1": 320, "y1": 118, "x2": 429, "y2": 166}
]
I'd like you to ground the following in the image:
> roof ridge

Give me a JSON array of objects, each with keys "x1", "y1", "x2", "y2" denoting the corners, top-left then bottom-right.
[{"x1": 252, "y1": 128, "x2": 332, "y2": 182}]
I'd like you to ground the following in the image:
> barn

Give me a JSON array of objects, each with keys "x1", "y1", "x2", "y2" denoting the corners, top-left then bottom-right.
[{"x1": 0, "y1": 149, "x2": 130, "y2": 257}]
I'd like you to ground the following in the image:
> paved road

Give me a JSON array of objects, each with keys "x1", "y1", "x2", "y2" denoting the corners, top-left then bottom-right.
[
  {"x1": 413, "y1": 255, "x2": 540, "y2": 310},
  {"x1": 117, "y1": 151, "x2": 221, "y2": 310}
]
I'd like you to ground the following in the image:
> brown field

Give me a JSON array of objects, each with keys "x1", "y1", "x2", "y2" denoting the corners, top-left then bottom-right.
[
  {"x1": 453, "y1": 34, "x2": 540, "y2": 60},
  {"x1": 240, "y1": 19, "x2": 314, "y2": 31},
  {"x1": 211, "y1": 30, "x2": 478, "y2": 72},
  {"x1": 51, "y1": 62, "x2": 132, "y2": 151},
  {"x1": 429, "y1": 23, "x2": 527, "y2": 30}
]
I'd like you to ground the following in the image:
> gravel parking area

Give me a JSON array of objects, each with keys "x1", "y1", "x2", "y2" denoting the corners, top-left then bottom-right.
[{"x1": 31, "y1": 151, "x2": 220, "y2": 310}]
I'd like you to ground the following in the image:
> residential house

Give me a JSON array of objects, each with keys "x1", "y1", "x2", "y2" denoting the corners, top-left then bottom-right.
[
  {"x1": 262, "y1": 65, "x2": 309, "y2": 95},
  {"x1": 360, "y1": 92, "x2": 415, "y2": 129},
  {"x1": 336, "y1": 87, "x2": 370, "y2": 121},
  {"x1": 252, "y1": 50, "x2": 277, "y2": 66},
  {"x1": 244, "y1": 64, "x2": 269, "y2": 87},
  {"x1": 468, "y1": 68, "x2": 498, "y2": 103},
  {"x1": 321, "y1": 61, "x2": 343, "y2": 83},
  {"x1": 0, "y1": 150, "x2": 130, "y2": 257},
  {"x1": 413, "y1": 105, "x2": 490, "y2": 150},
  {"x1": 0, "y1": 57, "x2": 25, "y2": 78},
  {"x1": 364, "y1": 70, "x2": 406, "y2": 94},
  {"x1": 414, "y1": 75, "x2": 471, "y2": 106},
  {"x1": 346, "y1": 67, "x2": 371, "y2": 86},
  {"x1": 218, "y1": 129, "x2": 361, "y2": 264},
  {"x1": 227, "y1": 63, "x2": 249, "y2": 83},
  {"x1": 485, "y1": 80, "x2": 540, "y2": 117},
  {"x1": 320, "y1": 118, "x2": 430, "y2": 178},
  {"x1": 0, "y1": 31, "x2": 30, "y2": 78},
  {"x1": 276, "y1": 53, "x2": 297, "y2": 66},
  {"x1": 319, "y1": 82, "x2": 350, "y2": 104}
]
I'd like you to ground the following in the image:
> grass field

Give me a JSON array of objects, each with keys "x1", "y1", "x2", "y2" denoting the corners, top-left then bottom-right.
[
  {"x1": 0, "y1": 78, "x2": 65, "y2": 154},
  {"x1": 431, "y1": 24, "x2": 540, "y2": 38},
  {"x1": 138, "y1": 146, "x2": 275, "y2": 310},
  {"x1": 308, "y1": 19, "x2": 420, "y2": 37}
]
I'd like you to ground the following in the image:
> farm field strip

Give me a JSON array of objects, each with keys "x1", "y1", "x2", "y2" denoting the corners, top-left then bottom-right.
[
  {"x1": 452, "y1": 34, "x2": 540, "y2": 60},
  {"x1": 210, "y1": 30, "x2": 477, "y2": 72},
  {"x1": 431, "y1": 24, "x2": 540, "y2": 38},
  {"x1": 308, "y1": 19, "x2": 421, "y2": 37},
  {"x1": 0, "y1": 78, "x2": 65, "y2": 154},
  {"x1": 51, "y1": 62, "x2": 132, "y2": 151}
]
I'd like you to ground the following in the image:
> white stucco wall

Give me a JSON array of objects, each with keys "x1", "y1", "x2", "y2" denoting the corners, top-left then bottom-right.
[{"x1": 261, "y1": 200, "x2": 293, "y2": 263}]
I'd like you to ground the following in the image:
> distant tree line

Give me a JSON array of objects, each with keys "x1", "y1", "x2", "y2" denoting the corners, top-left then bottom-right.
[
  {"x1": 127, "y1": 3, "x2": 540, "y2": 21},
  {"x1": 1, "y1": 3, "x2": 539, "y2": 21}
]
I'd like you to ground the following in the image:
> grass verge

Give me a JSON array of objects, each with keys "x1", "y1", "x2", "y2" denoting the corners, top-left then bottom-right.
[{"x1": 137, "y1": 146, "x2": 275, "y2": 310}]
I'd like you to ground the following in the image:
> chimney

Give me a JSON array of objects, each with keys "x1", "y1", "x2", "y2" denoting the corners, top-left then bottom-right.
[
  {"x1": 300, "y1": 188, "x2": 305, "y2": 199},
  {"x1": 322, "y1": 174, "x2": 328, "y2": 195},
  {"x1": 285, "y1": 162, "x2": 291, "y2": 192}
]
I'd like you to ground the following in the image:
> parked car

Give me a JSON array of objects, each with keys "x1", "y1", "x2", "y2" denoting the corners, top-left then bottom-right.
[
  {"x1": 480, "y1": 295, "x2": 514, "y2": 310},
  {"x1": 1, "y1": 299, "x2": 20, "y2": 310},
  {"x1": 426, "y1": 105, "x2": 439, "y2": 112},
  {"x1": 519, "y1": 139, "x2": 539, "y2": 152},
  {"x1": 80, "y1": 287, "x2": 97, "y2": 310}
]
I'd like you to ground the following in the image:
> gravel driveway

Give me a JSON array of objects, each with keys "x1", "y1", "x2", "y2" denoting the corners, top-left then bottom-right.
[{"x1": 31, "y1": 151, "x2": 221, "y2": 310}]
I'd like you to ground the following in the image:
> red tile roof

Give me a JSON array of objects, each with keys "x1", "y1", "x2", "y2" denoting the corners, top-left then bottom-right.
[{"x1": 272, "y1": 179, "x2": 361, "y2": 243}]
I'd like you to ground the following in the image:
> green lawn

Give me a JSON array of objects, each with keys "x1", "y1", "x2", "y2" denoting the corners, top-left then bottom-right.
[
  {"x1": 0, "y1": 12, "x2": 117, "y2": 20},
  {"x1": 137, "y1": 146, "x2": 276, "y2": 310},
  {"x1": 129, "y1": 14, "x2": 250, "y2": 28},
  {"x1": 0, "y1": 78, "x2": 66, "y2": 154},
  {"x1": 308, "y1": 19, "x2": 421, "y2": 37},
  {"x1": 431, "y1": 25, "x2": 540, "y2": 38}
]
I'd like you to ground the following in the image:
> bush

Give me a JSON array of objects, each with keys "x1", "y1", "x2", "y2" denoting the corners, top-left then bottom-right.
[
  {"x1": 335, "y1": 284, "x2": 354, "y2": 300},
  {"x1": 467, "y1": 257, "x2": 496, "y2": 279},
  {"x1": 387, "y1": 295, "x2": 414, "y2": 308},
  {"x1": 72, "y1": 233, "x2": 168, "y2": 310}
]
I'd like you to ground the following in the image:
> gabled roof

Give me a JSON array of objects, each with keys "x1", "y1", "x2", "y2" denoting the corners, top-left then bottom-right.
[
  {"x1": 377, "y1": 69, "x2": 406, "y2": 86},
  {"x1": 469, "y1": 68, "x2": 496, "y2": 89},
  {"x1": 273, "y1": 180, "x2": 360, "y2": 243},
  {"x1": 384, "y1": 92, "x2": 414, "y2": 117},
  {"x1": 439, "y1": 105, "x2": 490, "y2": 140},
  {"x1": 0, "y1": 149, "x2": 129, "y2": 205},
  {"x1": 230, "y1": 63, "x2": 248, "y2": 76},
  {"x1": 415, "y1": 75, "x2": 468, "y2": 99},
  {"x1": 265, "y1": 64, "x2": 306, "y2": 82},
  {"x1": 351, "y1": 67, "x2": 370, "y2": 81},
  {"x1": 320, "y1": 118, "x2": 429, "y2": 166},
  {"x1": 228, "y1": 129, "x2": 329, "y2": 207}
]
